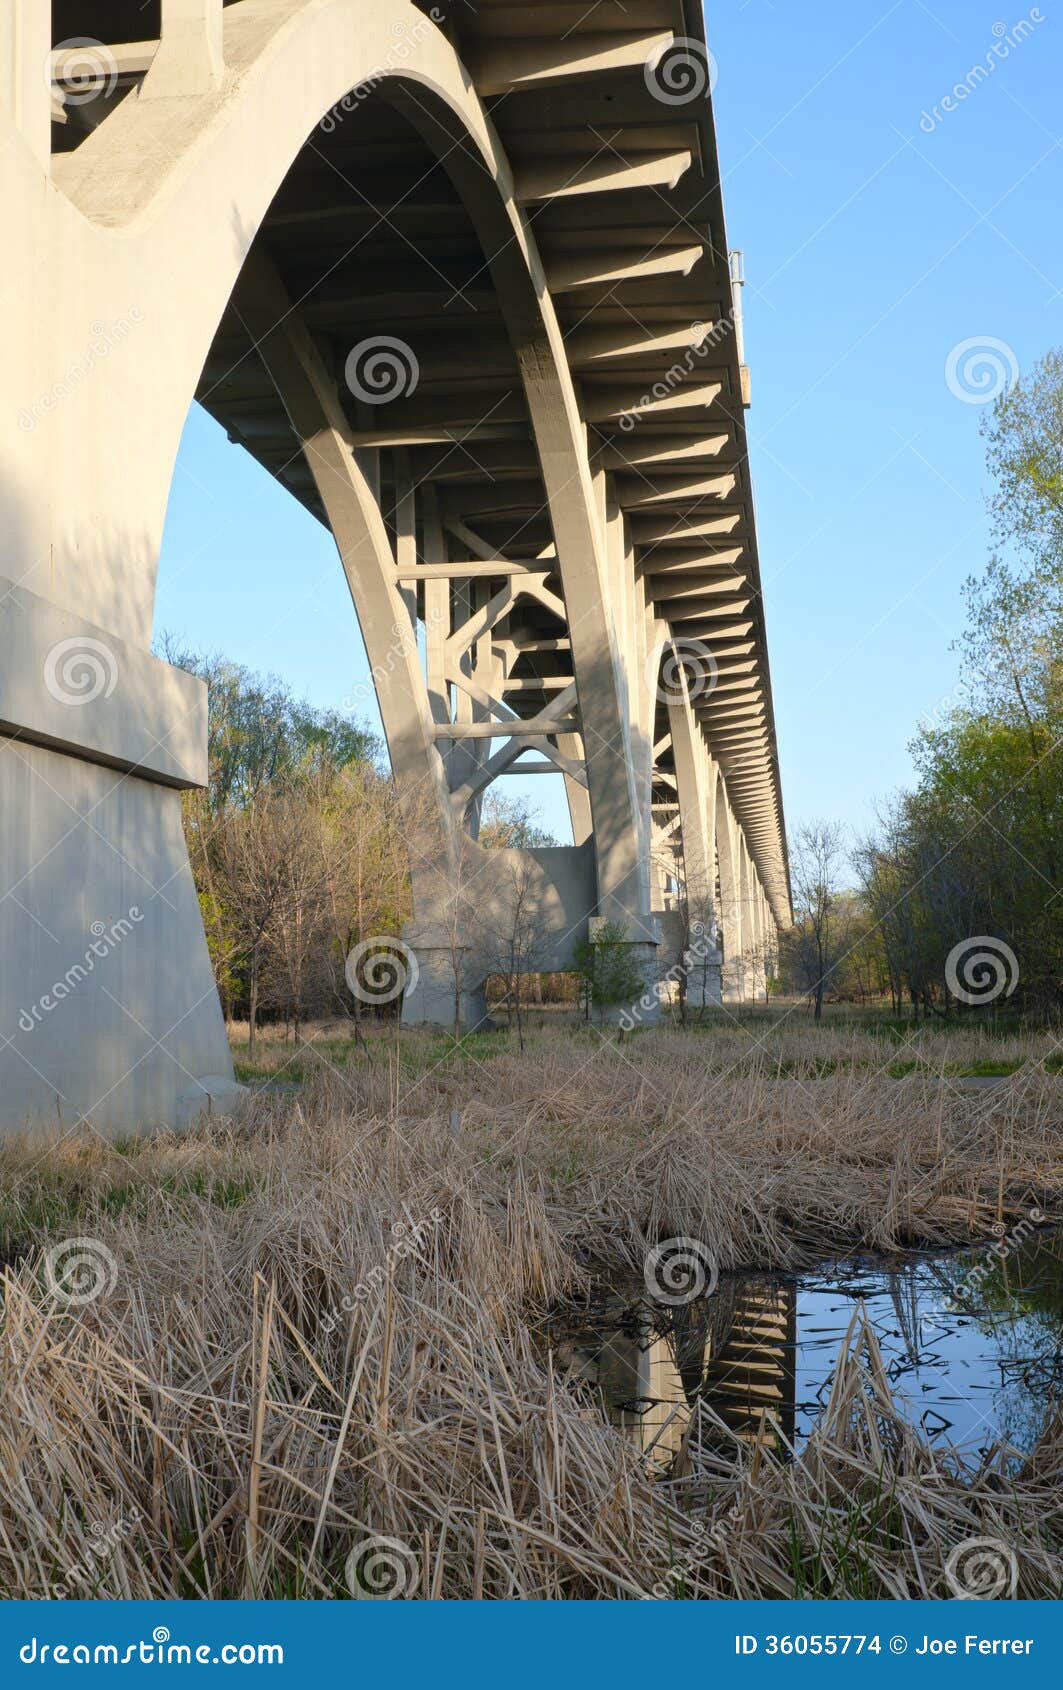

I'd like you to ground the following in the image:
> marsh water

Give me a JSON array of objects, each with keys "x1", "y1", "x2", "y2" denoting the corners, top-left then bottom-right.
[{"x1": 547, "y1": 1229, "x2": 1063, "y2": 1467}]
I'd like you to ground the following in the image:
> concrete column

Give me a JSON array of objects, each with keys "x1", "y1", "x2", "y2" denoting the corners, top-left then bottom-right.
[
  {"x1": 716, "y1": 783, "x2": 744, "y2": 1002},
  {"x1": 0, "y1": 579, "x2": 240, "y2": 1132},
  {"x1": 667, "y1": 677, "x2": 722, "y2": 1009},
  {"x1": 1, "y1": 1, "x2": 50, "y2": 170},
  {"x1": 142, "y1": 0, "x2": 225, "y2": 98}
]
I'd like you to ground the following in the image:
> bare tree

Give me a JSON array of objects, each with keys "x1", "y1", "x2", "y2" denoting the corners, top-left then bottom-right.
[
  {"x1": 784, "y1": 820, "x2": 851, "y2": 1020},
  {"x1": 478, "y1": 858, "x2": 552, "y2": 1049}
]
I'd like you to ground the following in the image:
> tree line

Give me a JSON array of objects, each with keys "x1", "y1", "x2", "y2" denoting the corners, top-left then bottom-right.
[{"x1": 781, "y1": 349, "x2": 1062, "y2": 1020}]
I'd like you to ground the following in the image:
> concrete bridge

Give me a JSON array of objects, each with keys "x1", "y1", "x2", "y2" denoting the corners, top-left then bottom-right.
[{"x1": 1, "y1": 0, "x2": 790, "y2": 1131}]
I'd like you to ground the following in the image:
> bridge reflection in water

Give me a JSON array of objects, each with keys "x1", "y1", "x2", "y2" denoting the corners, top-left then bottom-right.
[{"x1": 548, "y1": 1278, "x2": 797, "y2": 1469}]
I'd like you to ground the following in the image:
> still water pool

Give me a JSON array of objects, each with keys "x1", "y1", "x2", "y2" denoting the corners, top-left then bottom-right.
[{"x1": 547, "y1": 1229, "x2": 1063, "y2": 1467}]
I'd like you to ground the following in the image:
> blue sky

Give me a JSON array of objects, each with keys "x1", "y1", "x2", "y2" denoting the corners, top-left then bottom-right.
[{"x1": 154, "y1": 0, "x2": 1062, "y2": 846}]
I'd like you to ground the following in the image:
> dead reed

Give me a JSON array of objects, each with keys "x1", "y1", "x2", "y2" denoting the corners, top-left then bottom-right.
[{"x1": 0, "y1": 1031, "x2": 1060, "y2": 1599}]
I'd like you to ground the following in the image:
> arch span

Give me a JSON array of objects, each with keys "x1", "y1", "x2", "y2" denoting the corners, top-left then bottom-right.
[{"x1": 1, "y1": 0, "x2": 789, "y2": 1131}]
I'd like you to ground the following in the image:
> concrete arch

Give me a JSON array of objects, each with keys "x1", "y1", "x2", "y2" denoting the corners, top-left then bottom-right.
[
  {"x1": 35, "y1": 1, "x2": 646, "y2": 921},
  {"x1": 1, "y1": 0, "x2": 668, "y2": 1128}
]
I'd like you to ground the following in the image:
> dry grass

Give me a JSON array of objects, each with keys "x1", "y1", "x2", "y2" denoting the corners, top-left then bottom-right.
[{"x1": 0, "y1": 1030, "x2": 1061, "y2": 1599}]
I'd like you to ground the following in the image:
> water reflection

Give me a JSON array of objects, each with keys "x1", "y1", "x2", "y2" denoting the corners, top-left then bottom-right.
[{"x1": 547, "y1": 1230, "x2": 1063, "y2": 1467}]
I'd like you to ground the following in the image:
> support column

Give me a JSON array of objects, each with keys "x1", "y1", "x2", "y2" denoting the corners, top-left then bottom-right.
[
  {"x1": 142, "y1": 0, "x2": 225, "y2": 99},
  {"x1": 667, "y1": 678, "x2": 722, "y2": 1010},
  {"x1": 717, "y1": 783, "x2": 744, "y2": 1003},
  {"x1": 2, "y1": 0, "x2": 50, "y2": 170},
  {"x1": 0, "y1": 580, "x2": 240, "y2": 1132}
]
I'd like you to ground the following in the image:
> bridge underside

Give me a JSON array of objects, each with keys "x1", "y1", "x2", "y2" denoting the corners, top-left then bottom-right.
[{"x1": 0, "y1": 1, "x2": 790, "y2": 1131}]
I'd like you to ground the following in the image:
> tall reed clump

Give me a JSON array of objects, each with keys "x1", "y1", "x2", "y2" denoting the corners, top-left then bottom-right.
[{"x1": 0, "y1": 1037, "x2": 1060, "y2": 1598}]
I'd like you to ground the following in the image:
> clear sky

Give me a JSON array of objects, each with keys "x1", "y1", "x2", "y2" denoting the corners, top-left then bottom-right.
[{"x1": 154, "y1": 0, "x2": 1063, "y2": 846}]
